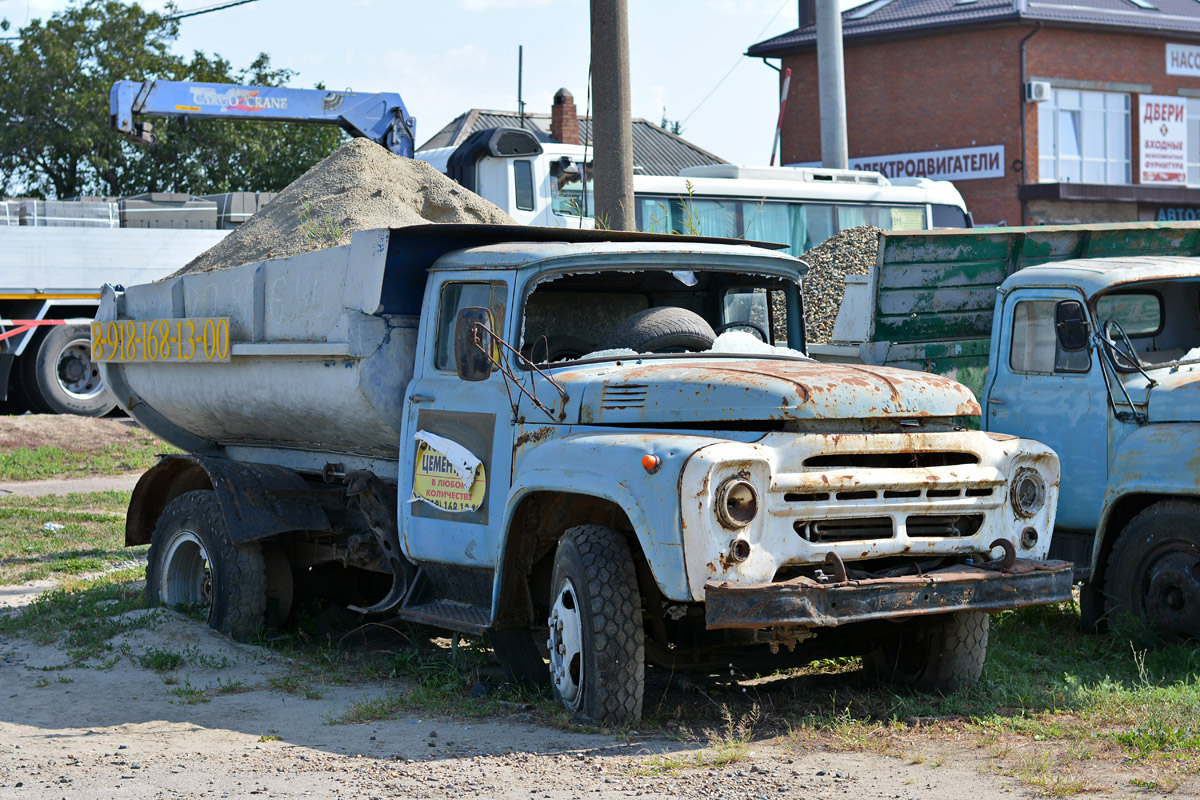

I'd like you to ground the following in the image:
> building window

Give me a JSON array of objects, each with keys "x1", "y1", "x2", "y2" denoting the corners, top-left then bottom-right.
[
  {"x1": 1188, "y1": 98, "x2": 1200, "y2": 185},
  {"x1": 1038, "y1": 89, "x2": 1130, "y2": 184}
]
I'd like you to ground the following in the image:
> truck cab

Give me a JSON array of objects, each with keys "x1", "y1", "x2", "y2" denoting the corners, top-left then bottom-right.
[{"x1": 981, "y1": 257, "x2": 1200, "y2": 637}]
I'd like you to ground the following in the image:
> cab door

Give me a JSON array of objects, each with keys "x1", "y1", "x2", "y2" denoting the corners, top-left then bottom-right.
[
  {"x1": 982, "y1": 289, "x2": 1108, "y2": 530},
  {"x1": 400, "y1": 277, "x2": 514, "y2": 568}
]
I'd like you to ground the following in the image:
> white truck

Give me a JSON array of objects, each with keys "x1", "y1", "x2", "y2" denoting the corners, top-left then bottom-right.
[
  {"x1": 0, "y1": 223, "x2": 226, "y2": 415},
  {"x1": 97, "y1": 223, "x2": 1071, "y2": 724}
]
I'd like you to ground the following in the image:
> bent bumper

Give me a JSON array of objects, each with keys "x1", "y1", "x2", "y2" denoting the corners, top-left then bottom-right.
[{"x1": 705, "y1": 559, "x2": 1074, "y2": 630}]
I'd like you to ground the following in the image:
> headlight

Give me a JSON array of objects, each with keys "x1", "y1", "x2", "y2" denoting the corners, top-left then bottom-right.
[
  {"x1": 716, "y1": 477, "x2": 758, "y2": 529},
  {"x1": 1011, "y1": 468, "x2": 1046, "y2": 518}
]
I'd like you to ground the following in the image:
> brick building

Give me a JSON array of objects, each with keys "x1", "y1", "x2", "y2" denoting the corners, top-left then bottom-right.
[{"x1": 748, "y1": 0, "x2": 1200, "y2": 225}]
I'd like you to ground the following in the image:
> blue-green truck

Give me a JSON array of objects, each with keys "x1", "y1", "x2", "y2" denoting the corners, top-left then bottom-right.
[{"x1": 811, "y1": 222, "x2": 1200, "y2": 637}]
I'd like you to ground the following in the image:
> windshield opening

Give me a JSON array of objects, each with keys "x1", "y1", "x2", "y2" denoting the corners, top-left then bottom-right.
[
  {"x1": 1094, "y1": 280, "x2": 1200, "y2": 369},
  {"x1": 550, "y1": 159, "x2": 594, "y2": 219},
  {"x1": 519, "y1": 268, "x2": 806, "y2": 366}
]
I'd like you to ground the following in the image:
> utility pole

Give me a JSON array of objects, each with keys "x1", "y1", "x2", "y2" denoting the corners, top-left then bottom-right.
[
  {"x1": 590, "y1": 0, "x2": 635, "y2": 230},
  {"x1": 816, "y1": 0, "x2": 848, "y2": 169}
]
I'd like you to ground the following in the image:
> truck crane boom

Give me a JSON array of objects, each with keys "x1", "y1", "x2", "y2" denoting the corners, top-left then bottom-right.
[{"x1": 109, "y1": 80, "x2": 417, "y2": 158}]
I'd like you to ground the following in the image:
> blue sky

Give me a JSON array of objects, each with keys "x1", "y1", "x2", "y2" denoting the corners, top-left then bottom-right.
[{"x1": 2, "y1": 0, "x2": 834, "y2": 165}]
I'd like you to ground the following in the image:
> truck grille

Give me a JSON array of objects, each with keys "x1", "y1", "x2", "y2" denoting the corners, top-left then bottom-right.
[
  {"x1": 803, "y1": 452, "x2": 978, "y2": 469},
  {"x1": 794, "y1": 513, "x2": 984, "y2": 543}
]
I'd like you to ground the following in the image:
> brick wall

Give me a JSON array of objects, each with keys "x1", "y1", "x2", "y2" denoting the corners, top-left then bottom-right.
[{"x1": 777, "y1": 24, "x2": 1200, "y2": 225}]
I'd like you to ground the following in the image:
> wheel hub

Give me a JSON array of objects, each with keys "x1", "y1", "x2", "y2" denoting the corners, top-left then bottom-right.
[
  {"x1": 160, "y1": 529, "x2": 213, "y2": 619},
  {"x1": 56, "y1": 340, "x2": 104, "y2": 399},
  {"x1": 547, "y1": 578, "x2": 585, "y2": 709},
  {"x1": 1143, "y1": 552, "x2": 1200, "y2": 638}
]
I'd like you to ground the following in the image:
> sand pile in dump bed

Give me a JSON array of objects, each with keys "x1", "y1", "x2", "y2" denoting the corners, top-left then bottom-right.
[
  {"x1": 173, "y1": 139, "x2": 516, "y2": 277},
  {"x1": 798, "y1": 225, "x2": 883, "y2": 345}
]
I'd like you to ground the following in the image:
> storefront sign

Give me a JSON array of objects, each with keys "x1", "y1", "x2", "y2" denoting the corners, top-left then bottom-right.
[
  {"x1": 795, "y1": 145, "x2": 1005, "y2": 182},
  {"x1": 1139, "y1": 95, "x2": 1188, "y2": 185},
  {"x1": 1167, "y1": 44, "x2": 1200, "y2": 77},
  {"x1": 1155, "y1": 207, "x2": 1200, "y2": 221}
]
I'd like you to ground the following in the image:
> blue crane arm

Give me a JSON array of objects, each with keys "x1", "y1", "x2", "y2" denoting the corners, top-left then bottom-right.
[{"x1": 109, "y1": 80, "x2": 417, "y2": 158}]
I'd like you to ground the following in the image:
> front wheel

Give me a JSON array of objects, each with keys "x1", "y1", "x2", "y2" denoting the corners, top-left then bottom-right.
[
  {"x1": 1105, "y1": 500, "x2": 1200, "y2": 641},
  {"x1": 23, "y1": 324, "x2": 117, "y2": 416},
  {"x1": 864, "y1": 611, "x2": 989, "y2": 693},
  {"x1": 547, "y1": 525, "x2": 644, "y2": 724},
  {"x1": 146, "y1": 490, "x2": 267, "y2": 641}
]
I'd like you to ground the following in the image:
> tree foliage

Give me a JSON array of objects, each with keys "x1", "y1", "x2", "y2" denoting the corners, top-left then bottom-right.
[{"x1": 0, "y1": 0, "x2": 345, "y2": 199}]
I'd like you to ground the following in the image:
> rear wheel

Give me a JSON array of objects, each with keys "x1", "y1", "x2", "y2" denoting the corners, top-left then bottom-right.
[
  {"x1": 146, "y1": 490, "x2": 267, "y2": 640},
  {"x1": 1105, "y1": 500, "x2": 1200, "y2": 641},
  {"x1": 23, "y1": 324, "x2": 117, "y2": 416},
  {"x1": 864, "y1": 611, "x2": 989, "y2": 693},
  {"x1": 548, "y1": 524, "x2": 644, "y2": 724}
]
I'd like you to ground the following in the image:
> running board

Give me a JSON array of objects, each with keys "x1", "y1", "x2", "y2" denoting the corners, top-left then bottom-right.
[{"x1": 394, "y1": 599, "x2": 491, "y2": 635}]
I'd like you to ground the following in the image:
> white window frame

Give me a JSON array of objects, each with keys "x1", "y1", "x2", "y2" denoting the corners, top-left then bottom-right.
[
  {"x1": 1187, "y1": 97, "x2": 1200, "y2": 186},
  {"x1": 1038, "y1": 88, "x2": 1131, "y2": 185}
]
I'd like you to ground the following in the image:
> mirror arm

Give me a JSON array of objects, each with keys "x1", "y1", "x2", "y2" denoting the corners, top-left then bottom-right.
[{"x1": 472, "y1": 323, "x2": 569, "y2": 423}]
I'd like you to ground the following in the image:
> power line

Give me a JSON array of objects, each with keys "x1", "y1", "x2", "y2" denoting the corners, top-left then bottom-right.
[
  {"x1": 681, "y1": 0, "x2": 791, "y2": 125},
  {"x1": 166, "y1": 0, "x2": 261, "y2": 20}
]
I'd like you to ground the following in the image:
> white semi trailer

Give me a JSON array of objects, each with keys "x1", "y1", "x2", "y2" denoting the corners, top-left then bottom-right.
[{"x1": 0, "y1": 225, "x2": 226, "y2": 415}]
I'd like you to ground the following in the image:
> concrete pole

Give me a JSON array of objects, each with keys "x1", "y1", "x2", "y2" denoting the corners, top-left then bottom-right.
[
  {"x1": 590, "y1": 0, "x2": 635, "y2": 230},
  {"x1": 816, "y1": 0, "x2": 849, "y2": 169}
]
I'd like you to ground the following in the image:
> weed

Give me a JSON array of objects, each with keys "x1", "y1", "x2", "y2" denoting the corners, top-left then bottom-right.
[
  {"x1": 298, "y1": 200, "x2": 343, "y2": 250},
  {"x1": 169, "y1": 676, "x2": 209, "y2": 705},
  {"x1": 259, "y1": 733, "x2": 281, "y2": 742},
  {"x1": 138, "y1": 647, "x2": 185, "y2": 672}
]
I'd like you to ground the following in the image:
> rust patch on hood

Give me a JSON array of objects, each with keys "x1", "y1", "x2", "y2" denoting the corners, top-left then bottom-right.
[{"x1": 514, "y1": 426, "x2": 554, "y2": 451}]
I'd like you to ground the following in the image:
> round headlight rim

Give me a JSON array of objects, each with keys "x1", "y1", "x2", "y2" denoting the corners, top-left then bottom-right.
[
  {"x1": 715, "y1": 476, "x2": 759, "y2": 530},
  {"x1": 1011, "y1": 467, "x2": 1046, "y2": 518}
]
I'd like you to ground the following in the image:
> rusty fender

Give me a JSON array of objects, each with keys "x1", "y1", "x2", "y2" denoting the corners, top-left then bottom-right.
[{"x1": 704, "y1": 558, "x2": 1074, "y2": 630}]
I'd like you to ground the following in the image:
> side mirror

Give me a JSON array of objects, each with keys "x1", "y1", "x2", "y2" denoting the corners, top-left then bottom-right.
[
  {"x1": 454, "y1": 306, "x2": 495, "y2": 382},
  {"x1": 1055, "y1": 300, "x2": 1090, "y2": 352}
]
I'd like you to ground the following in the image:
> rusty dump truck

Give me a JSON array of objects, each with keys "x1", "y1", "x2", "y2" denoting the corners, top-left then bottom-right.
[{"x1": 96, "y1": 224, "x2": 1072, "y2": 724}]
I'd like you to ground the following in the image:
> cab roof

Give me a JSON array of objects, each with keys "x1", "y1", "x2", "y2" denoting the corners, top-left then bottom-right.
[{"x1": 1001, "y1": 255, "x2": 1200, "y2": 300}]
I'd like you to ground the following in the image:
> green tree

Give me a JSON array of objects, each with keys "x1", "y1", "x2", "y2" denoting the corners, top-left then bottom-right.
[{"x1": 0, "y1": 1, "x2": 344, "y2": 199}]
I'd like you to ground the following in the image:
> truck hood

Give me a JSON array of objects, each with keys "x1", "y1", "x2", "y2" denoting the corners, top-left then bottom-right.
[
  {"x1": 557, "y1": 358, "x2": 980, "y2": 424},
  {"x1": 1148, "y1": 368, "x2": 1200, "y2": 423}
]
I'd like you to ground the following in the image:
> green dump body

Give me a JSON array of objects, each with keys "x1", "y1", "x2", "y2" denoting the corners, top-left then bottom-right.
[{"x1": 808, "y1": 221, "x2": 1200, "y2": 399}]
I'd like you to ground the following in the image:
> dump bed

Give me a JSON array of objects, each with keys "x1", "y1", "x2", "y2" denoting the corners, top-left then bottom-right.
[{"x1": 811, "y1": 221, "x2": 1200, "y2": 396}]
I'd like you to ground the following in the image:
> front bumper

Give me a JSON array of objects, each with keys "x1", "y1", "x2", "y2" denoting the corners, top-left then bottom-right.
[{"x1": 705, "y1": 558, "x2": 1074, "y2": 629}]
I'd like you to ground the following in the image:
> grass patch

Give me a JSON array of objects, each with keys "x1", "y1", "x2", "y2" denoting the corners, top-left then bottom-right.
[
  {"x1": 0, "y1": 566, "x2": 155, "y2": 665},
  {"x1": 0, "y1": 438, "x2": 175, "y2": 481},
  {"x1": 0, "y1": 491, "x2": 141, "y2": 583},
  {"x1": 634, "y1": 705, "x2": 759, "y2": 775},
  {"x1": 137, "y1": 647, "x2": 185, "y2": 672}
]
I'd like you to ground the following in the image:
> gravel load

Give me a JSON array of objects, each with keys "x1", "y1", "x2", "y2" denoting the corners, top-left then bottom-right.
[
  {"x1": 173, "y1": 139, "x2": 516, "y2": 277},
  {"x1": 798, "y1": 225, "x2": 883, "y2": 345}
]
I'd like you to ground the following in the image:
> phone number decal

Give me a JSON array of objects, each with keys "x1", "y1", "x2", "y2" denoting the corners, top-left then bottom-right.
[{"x1": 92, "y1": 318, "x2": 232, "y2": 363}]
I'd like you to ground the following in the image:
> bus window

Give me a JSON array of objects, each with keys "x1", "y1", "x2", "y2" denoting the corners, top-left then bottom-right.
[{"x1": 931, "y1": 204, "x2": 969, "y2": 228}]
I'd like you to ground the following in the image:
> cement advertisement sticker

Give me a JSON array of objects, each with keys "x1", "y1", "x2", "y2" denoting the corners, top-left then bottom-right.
[
  {"x1": 1140, "y1": 95, "x2": 1188, "y2": 186},
  {"x1": 411, "y1": 435, "x2": 487, "y2": 513}
]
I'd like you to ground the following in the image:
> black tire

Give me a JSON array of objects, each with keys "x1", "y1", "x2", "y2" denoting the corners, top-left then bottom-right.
[
  {"x1": 0, "y1": 360, "x2": 32, "y2": 415},
  {"x1": 22, "y1": 324, "x2": 117, "y2": 416},
  {"x1": 864, "y1": 611, "x2": 989, "y2": 693},
  {"x1": 1104, "y1": 500, "x2": 1200, "y2": 641},
  {"x1": 146, "y1": 490, "x2": 267, "y2": 641},
  {"x1": 601, "y1": 307, "x2": 715, "y2": 353},
  {"x1": 548, "y1": 525, "x2": 644, "y2": 724}
]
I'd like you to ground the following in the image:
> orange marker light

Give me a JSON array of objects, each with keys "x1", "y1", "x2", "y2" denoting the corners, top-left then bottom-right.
[{"x1": 641, "y1": 454, "x2": 661, "y2": 473}]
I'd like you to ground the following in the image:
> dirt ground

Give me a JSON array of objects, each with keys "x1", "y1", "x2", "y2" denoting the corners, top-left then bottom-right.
[
  {"x1": 0, "y1": 414, "x2": 149, "y2": 453},
  {"x1": 0, "y1": 584, "x2": 1028, "y2": 800}
]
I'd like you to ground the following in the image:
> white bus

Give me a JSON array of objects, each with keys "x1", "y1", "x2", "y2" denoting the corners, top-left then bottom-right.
[
  {"x1": 418, "y1": 131, "x2": 972, "y2": 250},
  {"x1": 630, "y1": 164, "x2": 972, "y2": 254}
]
